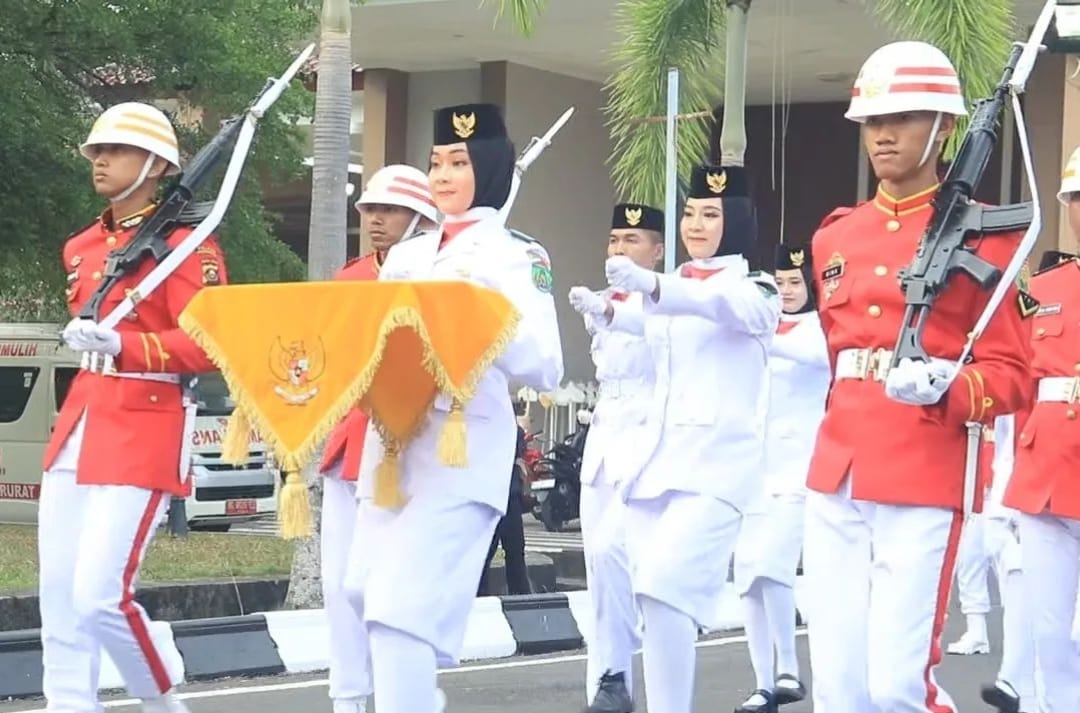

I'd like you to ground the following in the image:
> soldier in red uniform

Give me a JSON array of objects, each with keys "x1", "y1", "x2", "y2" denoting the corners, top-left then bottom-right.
[
  {"x1": 1002, "y1": 145, "x2": 1080, "y2": 711},
  {"x1": 316, "y1": 164, "x2": 439, "y2": 713},
  {"x1": 40, "y1": 102, "x2": 228, "y2": 713},
  {"x1": 804, "y1": 42, "x2": 1033, "y2": 713}
]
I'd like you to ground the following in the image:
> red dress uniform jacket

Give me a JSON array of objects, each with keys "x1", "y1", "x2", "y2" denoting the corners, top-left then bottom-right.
[
  {"x1": 809, "y1": 185, "x2": 1034, "y2": 510},
  {"x1": 1005, "y1": 259, "x2": 1080, "y2": 519},
  {"x1": 42, "y1": 205, "x2": 228, "y2": 496},
  {"x1": 318, "y1": 253, "x2": 381, "y2": 481}
]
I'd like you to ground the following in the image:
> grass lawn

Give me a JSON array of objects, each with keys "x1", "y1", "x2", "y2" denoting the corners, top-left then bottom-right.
[{"x1": 0, "y1": 524, "x2": 293, "y2": 596}]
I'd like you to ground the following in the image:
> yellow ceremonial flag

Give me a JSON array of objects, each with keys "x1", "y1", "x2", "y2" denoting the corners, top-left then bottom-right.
[{"x1": 178, "y1": 280, "x2": 520, "y2": 537}]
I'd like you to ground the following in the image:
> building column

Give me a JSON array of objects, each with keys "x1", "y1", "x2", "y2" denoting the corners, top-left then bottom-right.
[
  {"x1": 1023, "y1": 52, "x2": 1080, "y2": 256},
  {"x1": 359, "y1": 68, "x2": 409, "y2": 254}
]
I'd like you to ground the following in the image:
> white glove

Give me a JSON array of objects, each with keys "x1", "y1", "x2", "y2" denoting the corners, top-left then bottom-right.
[
  {"x1": 605, "y1": 256, "x2": 657, "y2": 295},
  {"x1": 62, "y1": 318, "x2": 122, "y2": 356},
  {"x1": 884, "y1": 357, "x2": 953, "y2": 406},
  {"x1": 568, "y1": 286, "x2": 607, "y2": 317}
]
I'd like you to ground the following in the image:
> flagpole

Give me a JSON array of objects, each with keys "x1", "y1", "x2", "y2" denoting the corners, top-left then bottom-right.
[{"x1": 664, "y1": 67, "x2": 679, "y2": 274}]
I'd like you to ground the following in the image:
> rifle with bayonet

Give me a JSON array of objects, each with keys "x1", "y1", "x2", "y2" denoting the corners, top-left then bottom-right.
[{"x1": 890, "y1": 42, "x2": 1035, "y2": 368}]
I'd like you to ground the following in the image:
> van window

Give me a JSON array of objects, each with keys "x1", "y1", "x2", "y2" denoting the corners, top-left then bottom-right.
[
  {"x1": 0, "y1": 367, "x2": 40, "y2": 423},
  {"x1": 194, "y1": 372, "x2": 235, "y2": 416},
  {"x1": 54, "y1": 367, "x2": 78, "y2": 411}
]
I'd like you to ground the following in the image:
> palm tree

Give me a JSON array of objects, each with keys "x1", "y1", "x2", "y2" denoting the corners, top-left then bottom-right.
[
  {"x1": 492, "y1": 0, "x2": 1019, "y2": 207},
  {"x1": 285, "y1": 0, "x2": 354, "y2": 610}
]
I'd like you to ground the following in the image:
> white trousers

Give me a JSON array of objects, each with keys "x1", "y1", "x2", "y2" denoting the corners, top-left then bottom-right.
[
  {"x1": 983, "y1": 516, "x2": 1038, "y2": 710},
  {"x1": 1020, "y1": 512, "x2": 1080, "y2": 712},
  {"x1": 954, "y1": 512, "x2": 991, "y2": 615},
  {"x1": 320, "y1": 470, "x2": 372, "y2": 702},
  {"x1": 580, "y1": 478, "x2": 639, "y2": 701},
  {"x1": 39, "y1": 419, "x2": 184, "y2": 713},
  {"x1": 342, "y1": 493, "x2": 498, "y2": 713},
  {"x1": 803, "y1": 482, "x2": 962, "y2": 713}
]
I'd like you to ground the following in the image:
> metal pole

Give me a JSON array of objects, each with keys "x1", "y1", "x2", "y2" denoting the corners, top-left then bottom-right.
[
  {"x1": 664, "y1": 67, "x2": 679, "y2": 274},
  {"x1": 167, "y1": 497, "x2": 189, "y2": 538}
]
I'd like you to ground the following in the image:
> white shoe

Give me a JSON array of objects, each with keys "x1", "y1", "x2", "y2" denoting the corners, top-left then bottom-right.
[
  {"x1": 141, "y1": 693, "x2": 191, "y2": 713},
  {"x1": 332, "y1": 697, "x2": 369, "y2": 713},
  {"x1": 436, "y1": 687, "x2": 447, "y2": 712},
  {"x1": 946, "y1": 632, "x2": 990, "y2": 655}
]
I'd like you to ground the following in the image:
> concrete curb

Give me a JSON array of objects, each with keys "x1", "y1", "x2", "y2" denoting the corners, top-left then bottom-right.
[{"x1": 0, "y1": 579, "x2": 807, "y2": 701}]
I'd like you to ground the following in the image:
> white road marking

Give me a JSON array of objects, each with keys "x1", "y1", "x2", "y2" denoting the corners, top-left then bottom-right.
[{"x1": 13, "y1": 631, "x2": 806, "y2": 711}]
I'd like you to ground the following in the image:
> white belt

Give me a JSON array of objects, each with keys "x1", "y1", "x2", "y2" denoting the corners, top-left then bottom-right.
[
  {"x1": 598, "y1": 379, "x2": 651, "y2": 400},
  {"x1": 834, "y1": 348, "x2": 894, "y2": 382},
  {"x1": 1037, "y1": 376, "x2": 1080, "y2": 403}
]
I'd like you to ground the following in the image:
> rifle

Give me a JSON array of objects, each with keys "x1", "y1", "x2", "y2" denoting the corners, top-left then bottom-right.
[
  {"x1": 81, "y1": 82, "x2": 280, "y2": 322},
  {"x1": 890, "y1": 42, "x2": 1034, "y2": 368}
]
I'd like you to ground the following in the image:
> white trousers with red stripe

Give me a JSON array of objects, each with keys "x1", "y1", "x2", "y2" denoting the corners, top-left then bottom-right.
[
  {"x1": 320, "y1": 467, "x2": 372, "y2": 703},
  {"x1": 1019, "y1": 512, "x2": 1080, "y2": 712},
  {"x1": 39, "y1": 417, "x2": 184, "y2": 712},
  {"x1": 803, "y1": 478, "x2": 961, "y2": 713}
]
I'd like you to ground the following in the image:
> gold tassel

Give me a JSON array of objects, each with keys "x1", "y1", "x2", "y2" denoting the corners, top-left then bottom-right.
[
  {"x1": 374, "y1": 439, "x2": 407, "y2": 509},
  {"x1": 277, "y1": 464, "x2": 312, "y2": 540},
  {"x1": 437, "y1": 398, "x2": 468, "y2": 467},
  {"x1": 222, "y1": 410, "x2": 251, "y2": 465}
]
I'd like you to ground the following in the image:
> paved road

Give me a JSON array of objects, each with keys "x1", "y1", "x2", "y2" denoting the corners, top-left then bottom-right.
[
  {"x1": 231, "y1": 515, "x2": 586, "y2": 553},
  {"x1": 1, "y1": 612, "x2": 1005, "y2": 713}
]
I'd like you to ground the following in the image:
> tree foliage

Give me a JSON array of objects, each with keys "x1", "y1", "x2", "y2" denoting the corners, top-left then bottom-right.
[{"x1": 0, "y1": 0, "x2": 318, "y2": 322}]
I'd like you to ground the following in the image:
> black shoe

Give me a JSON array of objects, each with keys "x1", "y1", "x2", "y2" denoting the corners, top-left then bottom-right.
[
  {"x1": 980, "y1": 680, "x2": 1020, "y2": 713},
  {"x1": 734, "y1": 689, "x2": 777, "y2": 713},
  {"x1": 584, "y1": 671, "x2": 633, "y2": 713},
  {"x1": 774, "y1": 674, "x2": 806, "y2": 705}
]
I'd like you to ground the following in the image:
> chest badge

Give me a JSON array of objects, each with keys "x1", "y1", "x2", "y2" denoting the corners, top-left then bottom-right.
[
  {"x1": 821, "y1": 252, "x2": 846, "y2": 300},
  {"x1": 70, "y1": 255, "x2": 82, "y2": 268}
]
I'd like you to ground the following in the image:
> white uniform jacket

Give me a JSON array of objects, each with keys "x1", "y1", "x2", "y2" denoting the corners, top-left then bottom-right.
[
  {"x1": 579, "y1": 290, "x2": 656, "y2": 488},
  {"x1": 615, "y1": 254, "x2": 781, "y2": 507},
  {"x1": 358, "y1": 207, "x2": 564, "y2": 513},
  {"x1": 761, "y1": 311, "x2": 830, "y2": 497}
]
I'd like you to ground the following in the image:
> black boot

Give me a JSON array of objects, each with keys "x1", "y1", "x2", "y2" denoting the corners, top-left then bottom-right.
[
  {"x1": 584, "y1": 671, "x2": 633, "y2": 713},
  {"x1": 734, "y1": 689, "x2": 777, "y2": 713},
  {"x1": 980, "y1": 680, "x2": 1021, "y2": 713},
  {"x1": 774, "y1": 674, "x2": 806, "y2": 705}
]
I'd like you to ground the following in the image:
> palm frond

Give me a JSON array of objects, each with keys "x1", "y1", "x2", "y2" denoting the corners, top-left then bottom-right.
[
  {"x1": 484, "y1": 0, "x2": 548, "y2": 38},
  {"x1": 603, "y1": 0, "x2": 726, "y2": 206},
  {"x1": 869, "y1": 0, "x2": 1017, "y2": 159}
]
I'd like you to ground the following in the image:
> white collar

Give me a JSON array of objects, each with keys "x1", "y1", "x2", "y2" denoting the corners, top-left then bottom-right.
[{"x1": 443, "y1": 206, "x2": 498, "y2": 225}]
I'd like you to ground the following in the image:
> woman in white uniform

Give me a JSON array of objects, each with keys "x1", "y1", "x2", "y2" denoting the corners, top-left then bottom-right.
[
  {"x1": 733, "y1": 244, "x2": 829, "y2": 713},
  {"x1": 604, "y1": 163, "x2": 781, "y2": 713},
  {"x1": 342, "y1": 102, "x2": 563, "y2": 713}
]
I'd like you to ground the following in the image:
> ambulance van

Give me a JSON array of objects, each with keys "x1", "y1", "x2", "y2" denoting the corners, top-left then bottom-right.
[{"x1": 0, "y1": 323, "x2": 277, "y2": 530}]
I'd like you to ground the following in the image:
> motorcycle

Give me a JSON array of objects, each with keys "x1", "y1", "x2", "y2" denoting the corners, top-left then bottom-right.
[
  {"x1": 530, "y1": 415, "x2": 590, "y2": 533},
  {"x1": 515, "y1": 430, "x2": 545, "y2": 512}
]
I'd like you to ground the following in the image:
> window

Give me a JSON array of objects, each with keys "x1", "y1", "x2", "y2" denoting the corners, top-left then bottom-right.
[
  {"x1": 53, "y1": 367, "x2": 78, "y2": 411},
  {"x1": 193, "y1": 371, "x2": 235, "y2": 416},
  {"x1": 0, "y1": 367, "x2": 40, "y2": 423}
]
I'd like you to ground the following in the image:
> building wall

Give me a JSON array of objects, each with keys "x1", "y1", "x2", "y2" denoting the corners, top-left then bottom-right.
[
  {"x1": 404, "y1": 69, "x2": 481, "y2": 170},
  {"x1": 500, "y1": 63, "x2": 618, "y2": 381}
]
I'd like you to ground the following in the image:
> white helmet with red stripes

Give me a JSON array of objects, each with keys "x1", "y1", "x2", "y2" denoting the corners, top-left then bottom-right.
[
  {"x1": 355, "y1": 164, "x2": 440, "y2": 223},
  {"x1": 845, "y1": 41, "x2": 968, "y2": 123},
  {"x1": 1058, "y1": 145, "x2": 1080, "y2": 205}
]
